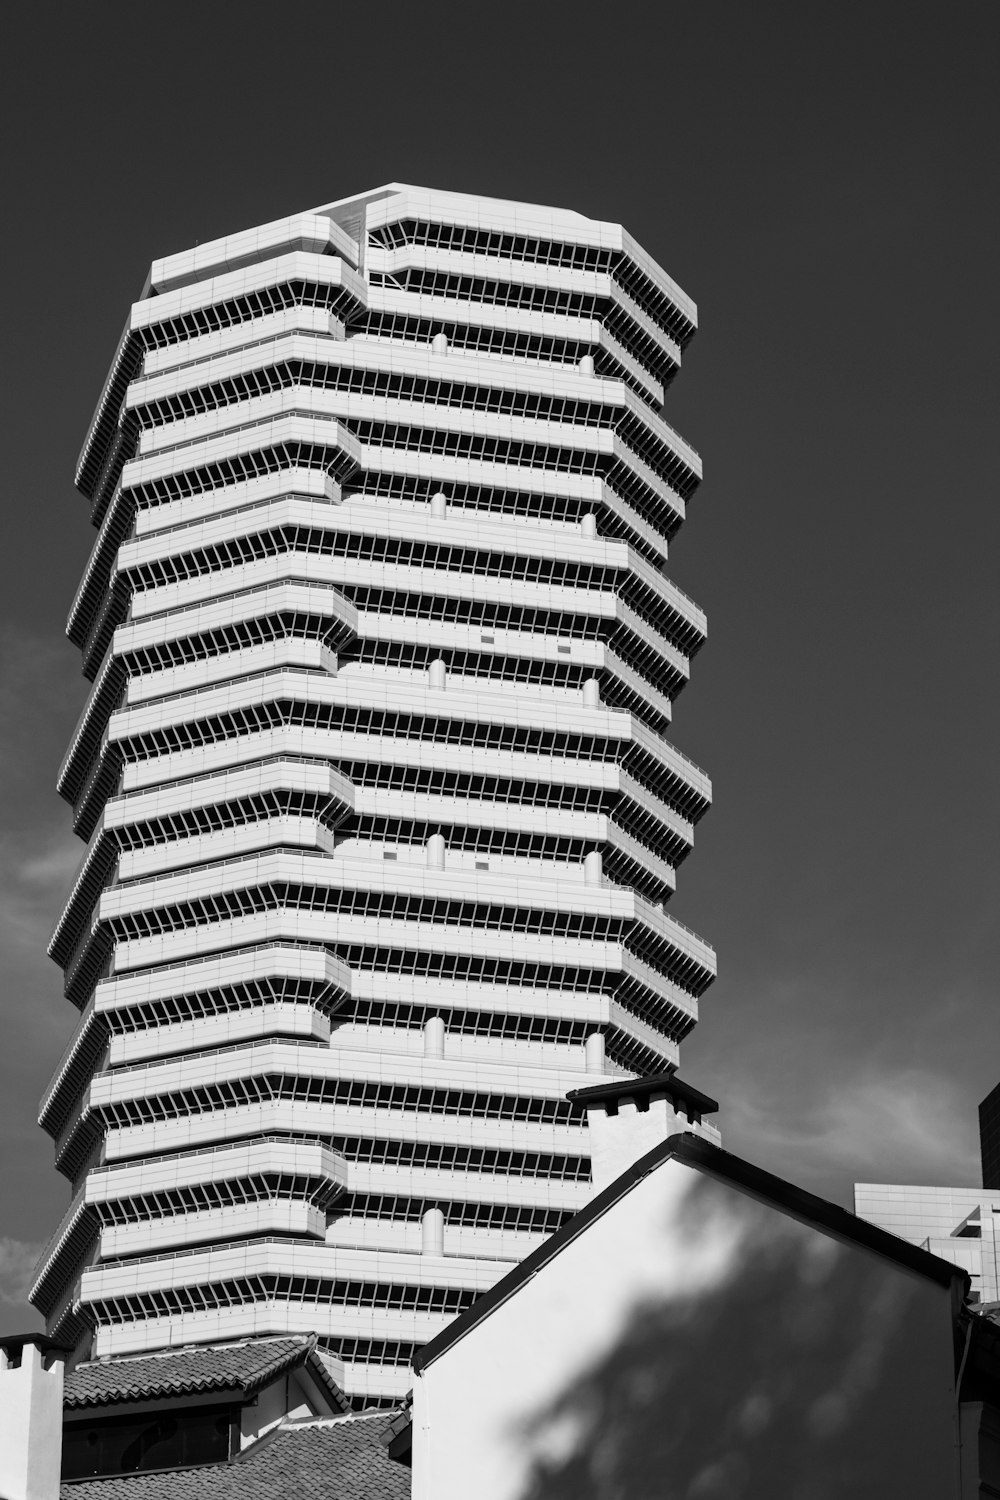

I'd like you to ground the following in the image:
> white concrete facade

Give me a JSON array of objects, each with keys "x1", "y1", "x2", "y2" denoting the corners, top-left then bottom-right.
[{"x1": 33, "y1": 184, "x2": 714, "y2": 1403}]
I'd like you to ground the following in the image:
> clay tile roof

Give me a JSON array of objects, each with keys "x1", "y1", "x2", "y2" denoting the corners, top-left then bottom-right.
[
  {"x1": 59, "y1": 1412, "x2": 409, "y2": 1500},
  {"x1": 64, "y1": 1335, "x2": 326, "y2": 1410}
]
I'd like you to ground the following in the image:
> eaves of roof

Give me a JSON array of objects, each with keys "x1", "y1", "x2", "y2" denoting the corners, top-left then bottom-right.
[{"x1": 566, "y1": 1070, "x2": 718, "y2": 1116}]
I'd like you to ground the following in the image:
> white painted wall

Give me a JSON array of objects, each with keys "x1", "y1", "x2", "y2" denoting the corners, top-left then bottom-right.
[
  {"x1": 0, "y1": 1342, "x2": 66, "y2": 1500},
  {"x1": 413, "y1": 1157, "x2": 960, "y2": 1500},
  {"x1": 586, "y1": 1099, "x2": 720, "y2": 1188}
]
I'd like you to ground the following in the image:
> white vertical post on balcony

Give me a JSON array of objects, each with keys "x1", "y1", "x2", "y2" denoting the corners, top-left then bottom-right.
[
  {"x1": 422, "y1": 1208, "x2": 445, "y2": 1255},
  {"x1": 585, "y1": 1031, "x2": 606, "y2": 1072},
  {"x1": 424, "y1": 1015, "x2": 445, "y2": 1057},
  {"x1": 426, "y1": 834, "x2": 446, "y2": 869}
]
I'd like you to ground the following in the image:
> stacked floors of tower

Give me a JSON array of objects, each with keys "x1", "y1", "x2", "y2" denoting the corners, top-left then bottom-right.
[{"x1": 31, "y1": 187, "x2": 715, "y2": 1404}]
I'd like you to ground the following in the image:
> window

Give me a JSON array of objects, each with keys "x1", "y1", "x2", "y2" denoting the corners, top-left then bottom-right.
[{"x1": 62, "y1": 1403, "x2": 238, "y2": 1479}]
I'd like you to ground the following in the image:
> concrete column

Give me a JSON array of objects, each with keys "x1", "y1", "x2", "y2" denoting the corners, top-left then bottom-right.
[
  {"x1": 430, "y1": 491, "x2": 447, "y2": 519},
  {"x1": 422, "y1": 1207, "x2": 445, "y2": 1255},
  {"x1": 578, "y1": 353, "x2": 595, "y2": 377},
  {"x1": 426, "y1": 834, "x2": 446, "y2": 869},
  {"x1": 424, "y1": 1015, "x2": 445, "y2": 1058},
  {"x1": 428, "y1": 658, "x2": 447, "y2": 690},
  {"x1": 582, "y1": 677, "x2": 601, "y2": 708},
  {"x1": 585, "y1": 1030, "x2": 605, "y2": 1072},
  {"x1": 580, "y1": 512, "x2": 597, "y2": 539},
  {"x1": 584, "y1": 850, "x2": 603, "y2": 886},
  {"x1": 432, "y1": 332, "x2": 449, "y2": 354}
]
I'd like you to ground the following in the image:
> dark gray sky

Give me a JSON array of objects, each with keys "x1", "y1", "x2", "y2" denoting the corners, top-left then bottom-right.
[{"x1": 1, "y1": 0, "x2": 997, "y2": 1325}]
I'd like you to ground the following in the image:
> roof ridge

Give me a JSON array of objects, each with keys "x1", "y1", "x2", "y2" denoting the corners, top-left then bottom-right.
[
  {"x1": 281, "y1": 1410, "x2": 385, "y2": 1429},
  {"x1": 64, "y1": 1334, "x2": 328, "y2": 1411},
  {"x1": 77, "y1": 1333, "x2": 309, "y2": 1367},
  {"x1": 412, "y1": 1132, "x2": 971, "y2": 1376}
]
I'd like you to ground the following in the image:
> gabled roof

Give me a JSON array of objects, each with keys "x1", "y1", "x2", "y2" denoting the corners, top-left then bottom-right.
[
  {"x1": 412, "y1": 1132, "x2": 971, "y2": 1374},
  {"x1": 59, "y1": 1412, "x2": 408, "y2": 1500},
  {"x1": 64, "y1": 1334, "x2": 346, "y2": 1412}
]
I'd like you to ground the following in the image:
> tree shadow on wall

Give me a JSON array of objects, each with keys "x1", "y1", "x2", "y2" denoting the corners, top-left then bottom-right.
[{"x1": 514, "y1": 1173, "x2": 949, "y2": 1500}]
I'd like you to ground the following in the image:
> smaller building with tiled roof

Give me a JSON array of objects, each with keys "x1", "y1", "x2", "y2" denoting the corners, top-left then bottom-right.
[
  {"x1": 60, "y1": 1335, "x2": 349, "y2": 1483},
  {"x1": 64, "y1": 1335, "x2": 346, "y2": 1412}
]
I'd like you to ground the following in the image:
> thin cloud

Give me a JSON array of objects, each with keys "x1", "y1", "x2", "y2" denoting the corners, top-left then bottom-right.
[
  {"x1": 20, "y1": 843, "x2": 85, "y2": 889},
  {"x1": 0, "y1": 1237, "x2": 44, "y2": 1307},
  {"x1": 0, "y1": 830, "x2": 83, "y2": 959},
  {"x1": 720, "y1": 1066, "x2": 980, "y2": 1193}
]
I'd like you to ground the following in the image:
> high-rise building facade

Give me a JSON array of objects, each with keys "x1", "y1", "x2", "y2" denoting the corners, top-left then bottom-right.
[{"x1": 31, "y1": 185, "x2": 715, "y2": 1404}]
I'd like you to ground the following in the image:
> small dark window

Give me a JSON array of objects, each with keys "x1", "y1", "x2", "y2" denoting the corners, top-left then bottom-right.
[{"x1": 62, "y1": 1403, "x2": 238, "y2": 1479}]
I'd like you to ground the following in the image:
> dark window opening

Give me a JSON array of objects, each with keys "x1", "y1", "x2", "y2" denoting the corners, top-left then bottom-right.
[{"x1": 62, "y1": 1402, "x2": 239, "y2": 1480}]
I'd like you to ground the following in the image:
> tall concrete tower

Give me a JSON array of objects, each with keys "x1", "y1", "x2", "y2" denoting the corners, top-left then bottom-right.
[{"x1": 31, "y1": 186, "x2": 715, "y2": 1405}]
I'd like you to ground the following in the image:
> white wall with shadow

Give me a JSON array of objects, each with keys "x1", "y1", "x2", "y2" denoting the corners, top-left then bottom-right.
[{"x1": 414, "y1": 1157, "x2": 959, "y2": 1500}]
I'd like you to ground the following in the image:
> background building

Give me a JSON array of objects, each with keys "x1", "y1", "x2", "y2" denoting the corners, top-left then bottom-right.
[
  {"x1": 30, "y1": 186, "x2": 716, "y2": 1405},
  {"x1": 855, "y1": 1082, "x2": 1000, "y2": 1308},
  {"x1": 981, "y1": 1082, "x2": 1000, "y2": 1191},
  {"x1": 854, "y1": 1183, "x2": 999, "y2": 1306}
]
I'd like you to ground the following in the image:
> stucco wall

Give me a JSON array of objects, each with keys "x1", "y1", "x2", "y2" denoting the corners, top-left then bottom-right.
[
  {"x1": 0, "y1": 1344, "x2": 65, "y2": 1500},
  {"x1": 414, "y1": 1158, "x2": 959, "y2": 1500}
]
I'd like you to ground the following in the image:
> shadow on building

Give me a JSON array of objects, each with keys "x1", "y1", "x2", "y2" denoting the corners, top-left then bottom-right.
[{"x1": 515, "y1": 1174, "x2": 943, "y2": 1500}]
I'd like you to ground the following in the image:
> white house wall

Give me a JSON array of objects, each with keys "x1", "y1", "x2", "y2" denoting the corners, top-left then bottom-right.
[{"x1": 413, "y1": 1158, "x2": 960, "y2": 1500}]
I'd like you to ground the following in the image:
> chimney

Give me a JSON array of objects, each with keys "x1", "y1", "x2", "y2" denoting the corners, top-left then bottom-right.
[
  {"x1": 0, "y1": 1335, "x2": 70, "y2": 1500},
  {"x1": 567, "y1": 1073, "x2": 721, "y2": 1191}
]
